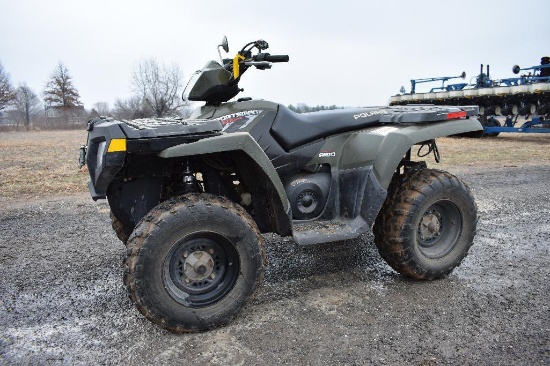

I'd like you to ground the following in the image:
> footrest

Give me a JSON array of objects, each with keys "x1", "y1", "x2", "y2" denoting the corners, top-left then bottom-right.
[{"x1": 292, "y1": 217, "x2": 369, "y2": 246}]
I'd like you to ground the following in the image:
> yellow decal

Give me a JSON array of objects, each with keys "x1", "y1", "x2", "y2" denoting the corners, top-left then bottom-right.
[
  {"x1": 107, "y1": 138, "x2": 126, "y2": 152},
  {"x1": 233, "y1": 54, "x2": 245, "y2": 79}
]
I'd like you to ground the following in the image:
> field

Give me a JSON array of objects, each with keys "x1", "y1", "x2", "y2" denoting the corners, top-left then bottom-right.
[
  {"x1": 1, "y1": 129, "x2": 549, "y2": 364},
  {"x1": 0, "y1": 130, "x2": 88, "y2": 201},
  {"x1": 0, "y1": 129, "x2": 549, "y2": 201}
]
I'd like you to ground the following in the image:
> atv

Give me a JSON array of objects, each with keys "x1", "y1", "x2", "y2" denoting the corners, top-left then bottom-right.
[{"x1": 81, "y1": 37, "x2": 483, "y2": 332}]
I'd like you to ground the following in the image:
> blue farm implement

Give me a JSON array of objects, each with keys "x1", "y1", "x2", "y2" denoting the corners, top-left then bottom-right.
[{"x1": 390, "y1": 57, "x2": 550, "y2": 137}]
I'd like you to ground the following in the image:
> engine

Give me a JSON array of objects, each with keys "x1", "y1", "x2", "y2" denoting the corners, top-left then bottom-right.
[{"x1": 284, "y1": 172, "x2": 331, "y2": 220}]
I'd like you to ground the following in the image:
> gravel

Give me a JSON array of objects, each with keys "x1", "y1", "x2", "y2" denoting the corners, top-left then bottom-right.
[{"x1": 1, "y1": 165, "x2": 549, "y2": 365}]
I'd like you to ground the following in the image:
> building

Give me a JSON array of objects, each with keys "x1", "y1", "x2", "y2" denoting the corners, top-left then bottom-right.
[{"x1": 44, "y1": 105, "x2": 86, "y2": 127}]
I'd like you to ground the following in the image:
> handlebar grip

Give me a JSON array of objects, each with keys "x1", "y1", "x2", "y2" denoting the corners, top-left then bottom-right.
[{"x1": 264, "y1": 54, "x2": 289, "y2": 62}]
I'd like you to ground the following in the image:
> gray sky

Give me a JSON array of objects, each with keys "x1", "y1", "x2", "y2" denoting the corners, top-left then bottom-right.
[{"x1": 1, "y1": 0, "x2": 549, "y2": 110}]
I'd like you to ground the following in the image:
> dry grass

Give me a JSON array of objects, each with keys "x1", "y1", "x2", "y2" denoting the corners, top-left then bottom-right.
[
  {"x1": 0, "y1": 130, "x2": 549, "y2": 201},
  {"x1": 0, "y1": 130, "x2": 89, "y2": 201},
  {"x1": 419, "y1": 134, "x2": 550, "y2": 171}
]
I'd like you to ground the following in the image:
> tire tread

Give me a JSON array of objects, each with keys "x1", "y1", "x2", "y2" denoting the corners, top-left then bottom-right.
[
  {"x1": 124, "y1": 193, "x2": 265, "y2": 332},
  {"x1": 373, "y1": 169, "x2": 477, "y2": 280}
]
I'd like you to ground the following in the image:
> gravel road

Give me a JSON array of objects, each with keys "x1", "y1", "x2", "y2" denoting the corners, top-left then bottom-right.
[{"x1": 1, "y1": 165, "x2": 549, "y2": 365}]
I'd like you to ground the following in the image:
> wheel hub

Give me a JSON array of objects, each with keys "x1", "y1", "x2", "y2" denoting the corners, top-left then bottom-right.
[
  {"x1": 183, "y1": 250, "x2": 215, "y2": 281},
  {"x1": 415, "y1": 200, "x2": 463, "y2": 259},
  {"x1": 164, "y1": 235, "x2": 241, "y2": 308},
  {"x1": 420, "y1": 212, "x2": 442, "y2": 241}
]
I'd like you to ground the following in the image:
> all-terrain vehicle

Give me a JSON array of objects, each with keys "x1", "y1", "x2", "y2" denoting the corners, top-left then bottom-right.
[{"x1": 81, "y1": 37, "x2": 483, "y2": 332}]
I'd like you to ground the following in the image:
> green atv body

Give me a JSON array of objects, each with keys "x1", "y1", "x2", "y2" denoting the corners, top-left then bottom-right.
[{"x1": 82, "y1": 38, "x2": 483, "y2": 332}]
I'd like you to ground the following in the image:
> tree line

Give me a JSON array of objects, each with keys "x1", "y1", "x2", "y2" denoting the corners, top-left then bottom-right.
[
  {"x1": 288, "y1": 103, "x2": 343, "y2": 114},
  {"x1": 0, "y1": 59, "x2": 192, "y2": 131},
  {"x1": 0, "y1": 59, "x2": 344, "y2": 131}
]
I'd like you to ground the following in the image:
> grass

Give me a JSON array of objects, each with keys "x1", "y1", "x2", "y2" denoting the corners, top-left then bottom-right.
[
  {"x1": 0, "y1": 130, "x2": 88, "y2": 201},
  {"x1": 418, "y1": 134, "x2": 550, "y2": 171},
  {"x1": 0, "y1": 129, "x2": 549, "y2": 201}
]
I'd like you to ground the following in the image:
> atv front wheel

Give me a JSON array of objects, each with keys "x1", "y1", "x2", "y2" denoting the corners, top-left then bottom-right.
[
  {"x1": 124, "y1": 193, "x2": 265, "y2": 332},
  {"x1": 110, "y1": 211, "x2": 131, "y2": 244},
  {"x1": 374, "y1": 169, "x2": 477, "y2": 280}
]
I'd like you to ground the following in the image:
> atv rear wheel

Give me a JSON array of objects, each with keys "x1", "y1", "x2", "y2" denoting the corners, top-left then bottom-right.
[
  {"x1": 124, "y1": 193, "x2": 265, "y2": 332},
  {"x1": 374, "y1": 169, "x2": 477, "y2": 280}
]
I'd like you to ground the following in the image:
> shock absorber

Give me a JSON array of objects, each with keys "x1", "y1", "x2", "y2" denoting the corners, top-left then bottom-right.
[{"x1": 183, "y1": 159, "x2": 198, "y2": 193}]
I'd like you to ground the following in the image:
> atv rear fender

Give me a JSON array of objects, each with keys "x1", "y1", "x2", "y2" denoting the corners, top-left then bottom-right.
[{"x1": 372, "y1": 118, "x2": 483, "y2": 188}]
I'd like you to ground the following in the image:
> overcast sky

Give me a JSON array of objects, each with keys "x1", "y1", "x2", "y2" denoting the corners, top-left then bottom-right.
[{"x1": 1, "y1": 0, "x2": 549, "y2": 110}]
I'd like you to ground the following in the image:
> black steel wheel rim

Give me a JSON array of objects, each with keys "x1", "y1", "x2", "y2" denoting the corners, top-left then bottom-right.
[
  {"x1": 416, "y1": 200, "x2": 463, "y2": 259},
  {"x1": 163, "y1": 233, "x2": 239, "y2": 308}
]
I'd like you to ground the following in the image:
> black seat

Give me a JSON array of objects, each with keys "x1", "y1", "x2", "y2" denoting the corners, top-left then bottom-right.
[{"x1": 271, "y1": 105, "x2": 385, "y2": 150}]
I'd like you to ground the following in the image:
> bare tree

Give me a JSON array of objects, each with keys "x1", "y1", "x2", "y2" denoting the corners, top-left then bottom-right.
[
  {"x1": 43, "y1": 62, "x2": 82, "y2": 108},
  {"x1": 288, "y1": 103, "x2": 343, "y2": 113},
  {"x1": 131, "y1": 58, "x2": 187, "y2": 117},
  {"x1": 93, "y1": 102, "x2": 110, "y2": 115},
  {"x1": 0, "y1": 61, "x2": 16, "y2": 111},
  {"x1": 14, "y1": 83, "x2": 41, "y2": 130},
  {"x1": 112, "y1": 96, "x2": 153, "y2": 120},
  {"x1": 88, "y1": 101, "x2": 111, "y2": 119}
]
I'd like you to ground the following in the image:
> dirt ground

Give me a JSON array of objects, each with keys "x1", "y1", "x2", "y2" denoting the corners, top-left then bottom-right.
[{"x1": 0, "y1": 131, "x2": 549, "y2": 365}]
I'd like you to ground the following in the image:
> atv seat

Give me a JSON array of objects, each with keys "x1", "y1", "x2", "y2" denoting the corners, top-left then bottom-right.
[{"x1": 271, "y1": 105, "x2": 385, "y2": 151}]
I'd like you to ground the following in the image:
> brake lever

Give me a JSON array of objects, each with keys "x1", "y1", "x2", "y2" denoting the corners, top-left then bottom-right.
[{"x1": 244, "y1": 61, "x2": 272, "y2": 70}]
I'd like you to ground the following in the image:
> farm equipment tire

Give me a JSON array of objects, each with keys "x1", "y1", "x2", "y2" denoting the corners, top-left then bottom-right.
[
  {"x1": 124, "y1": 193, "x2": 265, "y2": 332},
  {"x1": 482, "y1": 116, "x2": 501, "y2": 138},
  {"x1": 374, "y1": 169, "x2": 477, "y2": 280}
]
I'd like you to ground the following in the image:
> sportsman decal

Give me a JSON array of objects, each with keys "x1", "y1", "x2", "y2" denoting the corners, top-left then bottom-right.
[{"x1": 215, "y1": 110, "x2": 263, "y2": 131}]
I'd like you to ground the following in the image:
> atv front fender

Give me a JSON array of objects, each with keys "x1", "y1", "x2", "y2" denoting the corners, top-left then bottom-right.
[{"x1": 159, "y1": 132, "x2": 292, "y2": 234}]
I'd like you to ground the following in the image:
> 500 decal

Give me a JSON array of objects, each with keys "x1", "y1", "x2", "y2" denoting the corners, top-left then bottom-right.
[{"x1": 318, "y1": 150, "x2": 336, "y2": 158}]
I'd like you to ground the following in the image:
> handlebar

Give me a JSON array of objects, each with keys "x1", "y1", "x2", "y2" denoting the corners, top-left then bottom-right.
[
  {"x1": 264, "y1": 54, "x2": 289, "y2": 63},
  {"x1": 255, "y1": 53, "x2": 289, "y2": 63},
  {"x1": 227, "y1": 42, "x2": 289, "y2": 80}
]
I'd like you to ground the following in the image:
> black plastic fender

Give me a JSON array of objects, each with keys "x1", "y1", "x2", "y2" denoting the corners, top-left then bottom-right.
[{"x1": 158, "y1": 132, "x2": 292, "y2": 235}]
